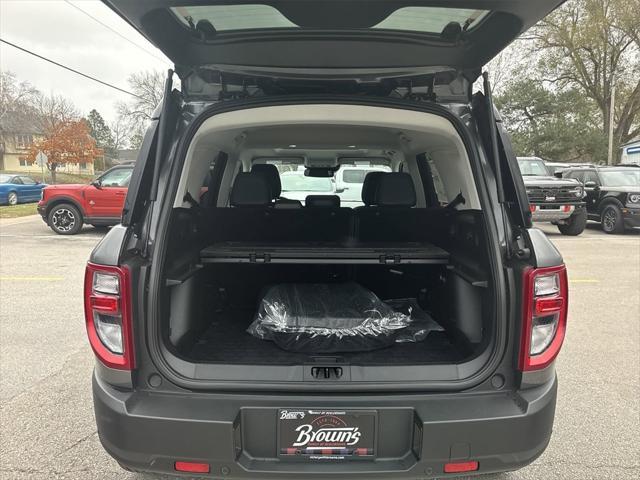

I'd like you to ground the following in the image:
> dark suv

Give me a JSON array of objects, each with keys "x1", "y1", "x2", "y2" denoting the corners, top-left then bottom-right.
[
  {"x1": 562, "y1": 165, "x2": 640, "y2": 233},
  {"x1": 87, "y1": 1, "x2": 570, "y2": 477},
  {"x1": 516, "y1": 157, "x2": 586, "y2": 235}
]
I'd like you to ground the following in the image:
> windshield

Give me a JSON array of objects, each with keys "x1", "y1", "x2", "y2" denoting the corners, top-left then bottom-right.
[
  {"x1": 0, "y1": 174, "x2": 12, "y2": 184},
  {"x1": 518, "y1": 159, "x2": 550, "y2": 176},
  {"x1": 170, "y1": 4, "x2": 488, "y2": 34},
  {"x1": 281, "y1": 174, "x2": 333, "y2": 192},
  {"x1": 599, "y1": 170, "x2": 640, "y2": 187}
]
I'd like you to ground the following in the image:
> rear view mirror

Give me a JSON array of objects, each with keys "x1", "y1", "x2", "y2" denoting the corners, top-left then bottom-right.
[
  {"x1": 304, "y1": 167, "x2": 336, "y2": 178},
  {"x1": 554, "y1": 172, "x2": 563, "y2": 178}
]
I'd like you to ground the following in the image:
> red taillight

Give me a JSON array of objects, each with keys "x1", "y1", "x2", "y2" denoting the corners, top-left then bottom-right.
[
  {"x1": 444, "y1": 461, "x2": 479, "y2": 473},
  {"x1": 84, "y1": 263, "x2": 135, "y2": 370},
  {"x1": 519, "y1": 265, "x2": 568, "y2": 371},
  {"x1": 175, "y1": 461, "x2": 210, "y2": 473}
]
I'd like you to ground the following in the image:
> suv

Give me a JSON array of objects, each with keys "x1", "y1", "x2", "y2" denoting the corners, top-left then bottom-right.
[
  {"x1": 562, "y1": 165, "x2": 640, "y2": 233},
  {"x1": 87, "y1": 2, "x2": 570, "y2": 478},
  {"x1": 517, "y1": 157, "x2": 586, "y2": 235},
  {"x1": 37, "y1": 164, "x2": 133, "y2": 234}
]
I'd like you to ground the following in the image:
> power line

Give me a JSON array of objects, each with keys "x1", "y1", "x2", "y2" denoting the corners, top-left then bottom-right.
[
  {"x1": 0, "y1": 38, "x2": 142, "y2": 99},
  {"x1": 63, "y1": 0, "x2": 169, "y2": 64}
]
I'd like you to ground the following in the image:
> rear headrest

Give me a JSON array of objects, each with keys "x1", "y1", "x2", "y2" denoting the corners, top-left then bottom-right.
[
  {"x1": 361, "y1": 171, "x2": 384, "y2": 205},
  {"x1": 251, "y1": 163, "x2": 281, "y2": 198},
  {"x1": 305, "y1": 195, "x2": 341, "y2": 208},
  {"x1": 376, "y1": 173, "x2": 416, "y2": 207},
  {"x1": 230, "y1": 173, "x2": 272, "y2": 207}
]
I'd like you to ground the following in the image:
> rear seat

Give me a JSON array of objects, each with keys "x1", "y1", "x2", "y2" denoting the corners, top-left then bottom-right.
[
  {"x1": 355, "y1": 172, "x2": 422, "y2": 242},
  {"x1": 305, "y1": 195, "x2": 341, "y2": 208},
  {"x1": 207, "y1": 173, "x2": 351, "y2": 243}
]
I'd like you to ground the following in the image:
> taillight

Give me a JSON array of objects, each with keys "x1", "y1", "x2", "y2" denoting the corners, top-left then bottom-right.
[
  {"x1": 84, "y1": 263, "x2": 135, "y2": 370},
  {"x1": 519, "y1": 265, "x2": 568, "y2": 371}
]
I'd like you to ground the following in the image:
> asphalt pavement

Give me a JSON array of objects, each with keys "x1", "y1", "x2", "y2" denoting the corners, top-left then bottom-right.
[{"x1": 0, "y1": 216, "x2": 638, "y2": 479}]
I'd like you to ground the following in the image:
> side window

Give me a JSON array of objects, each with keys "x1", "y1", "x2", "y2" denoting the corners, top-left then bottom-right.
[
  {"x1": 427, "y1": 158, "x2": 448, "y2": 205},
  {"x1": 583, "y1": 171, "x2": 599, "y2": 185},
  {"x1": 567, "y1": 171, "x2": 584, "y2": 182},
  {"x1": 11, "y1": 177, "x2": 24, "y2": 185},
  {"x1": 20, "y1": 176, "x2": 37, "y2": 185},
  {"x1": 100, "y1": 168, "x2": 133, "y2": 187}
]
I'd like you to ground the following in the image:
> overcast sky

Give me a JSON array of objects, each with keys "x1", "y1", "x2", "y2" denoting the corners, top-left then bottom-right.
[{"x1": 0, "y1": 0, "x2": 172, "y2": 123}]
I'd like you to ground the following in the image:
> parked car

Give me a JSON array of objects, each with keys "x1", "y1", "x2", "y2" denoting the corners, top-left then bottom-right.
[
  {"x1": 545, "y1": 162, "x2": 596, "y2": 176},
  {"x1": 562, "y1": 165, "x2": 640, "y2": 233},
  {"x1": 279, "y1": 170, "x2": 336, "y2": 203},
  {"x1": 37, "y1": 164, "x2": 133, "y2": 234},
  {"x1": 0, "y1": 174, "x2": 47, "y2": 205},
  {"x1": 517, "y1": 157, "x2": 587, "y2": 235},
  {"x1": 87, "y1": 1, "x2": 570, "y2": 478}
]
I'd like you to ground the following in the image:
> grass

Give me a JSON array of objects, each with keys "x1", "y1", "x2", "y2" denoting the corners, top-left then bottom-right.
[
  {"x1": 0, "y1": 202, "x2": 38, "y2": 219},
  {"x1": 1, "y1": 170, "x2": 95, "y2": 185}
]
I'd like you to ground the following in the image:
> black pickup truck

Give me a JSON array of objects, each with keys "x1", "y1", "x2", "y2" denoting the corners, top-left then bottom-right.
[{"x1": 517, "y1": 157, "x2": 587, "y2": 235}]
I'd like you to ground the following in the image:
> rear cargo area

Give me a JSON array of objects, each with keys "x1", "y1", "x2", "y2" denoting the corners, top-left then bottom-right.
[
  {"x1": 170, "y1": 263, "x2": 481, "y2": 365},
  {"x1": 155, "y1": 105, "x2": 499, "y2": 383}
]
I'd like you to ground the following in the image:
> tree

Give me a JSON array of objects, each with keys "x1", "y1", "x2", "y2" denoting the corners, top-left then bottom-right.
[
  {"x1": 116, "y1": 70, "x2": 164, "y2": 149},
  {"x1": 86, "y1": 109, "x2": 116, "y2": 170},
  {"x1": 27, "y1": 120, "x2": 103, "y2": 183},
  {"x1": 531, "y1": 0, "x2": 640, "y2": 160},
  {"x1": 34, "y1": 93, "x2": 79, "y2": 133},
  {"x1": 496, "y1": 79, "x2": 607, "y2": 162},
  {"x1": 0, "y1": 71, "x2": 39, "y2": 123}
]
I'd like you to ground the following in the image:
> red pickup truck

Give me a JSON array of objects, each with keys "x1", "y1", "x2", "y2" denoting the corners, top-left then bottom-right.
[{"x1": 37, "y1": 165, "x2": 133, "y2": 235}]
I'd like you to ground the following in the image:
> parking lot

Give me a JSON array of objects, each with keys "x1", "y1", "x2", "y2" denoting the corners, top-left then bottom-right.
[{"x1": 0, "y1": 215, "x2": 638, "y2": 480}]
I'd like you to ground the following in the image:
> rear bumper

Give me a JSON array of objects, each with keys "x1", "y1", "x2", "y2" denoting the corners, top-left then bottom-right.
[{"x1": 93, "y1": 372, "x2": 558, "y2": 478}]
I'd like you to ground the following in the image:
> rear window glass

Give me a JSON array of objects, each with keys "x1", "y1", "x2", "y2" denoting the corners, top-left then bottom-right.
[
  {"x1": 342, "y1": 170, "x2": 369, "y2": 184},
  {"x1": 170, "y1": 4, "x2": 488, "y2": 34},
  {"x1": 281, "y1": 173, "x2": 333, "y2": 193}
]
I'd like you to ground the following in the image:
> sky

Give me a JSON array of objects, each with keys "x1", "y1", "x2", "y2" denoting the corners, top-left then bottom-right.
[{"x1": 0, "y1": 0, "x2": 172, "y2": 123}]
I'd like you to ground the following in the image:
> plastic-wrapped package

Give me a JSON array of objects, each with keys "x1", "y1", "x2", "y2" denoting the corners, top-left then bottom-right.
[
  {"x1": 247, "y1": 283, "x2": 411, "y2": 353},
  {"x1": 385, "y1": 298, "x2": 444, "y2": 343}
]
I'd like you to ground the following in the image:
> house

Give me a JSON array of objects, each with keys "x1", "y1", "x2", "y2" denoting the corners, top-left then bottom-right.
[
  {"x1": 0, "y1": 111, "x2": 94, "y2": 175},
  {"x1": 115, "y1": 149, "x2": 140, "y2": 164},
  {"x1": 619, "y1": 138, "x2": 640, "y2": 165}
]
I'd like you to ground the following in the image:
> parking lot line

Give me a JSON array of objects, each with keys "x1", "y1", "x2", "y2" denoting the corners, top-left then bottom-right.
[{"x1": 0, "y1": 275, "x2": 65, "y2": 281}]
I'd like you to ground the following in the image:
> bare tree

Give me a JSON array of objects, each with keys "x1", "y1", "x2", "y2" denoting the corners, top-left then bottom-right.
[
  {"x1": 118, "y1": 70, "x2": 164, "y2": 123},
  {"x1": 115, "y1": 70, "x2": 165, "y2": 149},
  {"x1": 0, "y1": 71, "x2": 39, "y2": 123},
  {"x1": 34, "y1": 93, "x2": 79, "y2": 132}
]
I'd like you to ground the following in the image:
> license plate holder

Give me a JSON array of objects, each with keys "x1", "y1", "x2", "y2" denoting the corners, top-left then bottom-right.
[{"x1": 278, "y1": 409, "x2": 377, "y2": 461}]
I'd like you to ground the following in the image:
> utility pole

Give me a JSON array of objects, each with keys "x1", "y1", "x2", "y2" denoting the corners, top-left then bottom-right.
[{"x1": 607, "y1": 81, "x2": 616, "y2": 165}]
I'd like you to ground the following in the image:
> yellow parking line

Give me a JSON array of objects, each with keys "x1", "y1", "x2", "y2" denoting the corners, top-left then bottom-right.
[
  {"x1": 0, "y1": 276, "x2": 64, "y2": 281},
  {"x1": 569, "y1": 279, "x2": 599, "y2": 283}
]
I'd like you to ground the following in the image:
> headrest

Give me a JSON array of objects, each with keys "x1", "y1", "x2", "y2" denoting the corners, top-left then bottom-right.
[
  {"x1": 230, "y1": 173, "x2": 272, "y2": 207},
  {"x1": 361, "y1": 171, "x2": 384, "y2": 205},
  {"x1": 376, "y1": 173, "x2": 416, "y2": 207},
  {"x1": 251, "y1": 163, "x2": 281, "y2": 198},
  {"x1": 305, "y1": 195, "x2": 341, "y2": 208}
]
